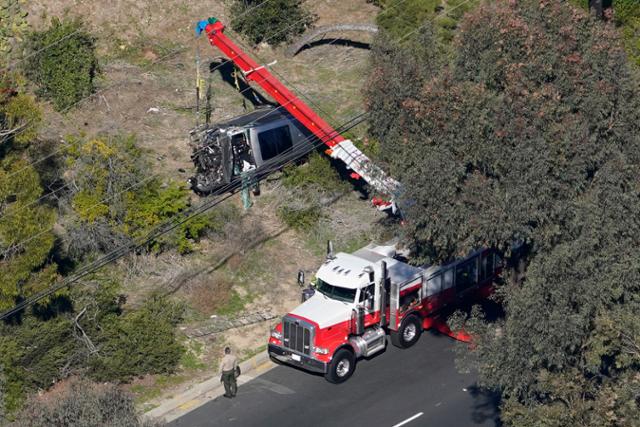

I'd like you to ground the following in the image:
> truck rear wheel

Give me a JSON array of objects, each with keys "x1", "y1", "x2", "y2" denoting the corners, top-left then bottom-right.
[
  {"x1": 391, "y1": 315, "x2": 422, "y2": 348},
  {"x1": 325, "y1": 348, "x2": 356, "y2": 384}
]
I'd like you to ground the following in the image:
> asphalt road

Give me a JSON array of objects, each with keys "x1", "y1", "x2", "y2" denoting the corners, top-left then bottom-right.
[{"x1": 170, "y1": 332, "x2": 501, "y2": 427}]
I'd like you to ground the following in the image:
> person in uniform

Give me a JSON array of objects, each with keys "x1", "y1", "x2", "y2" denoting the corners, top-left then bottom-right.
[{"x1": 219, "y1": 346, "x2": 238, "y2": 398}]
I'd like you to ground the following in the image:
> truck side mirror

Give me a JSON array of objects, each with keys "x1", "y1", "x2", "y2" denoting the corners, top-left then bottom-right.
[
  {"x1": 297, "y1": 270, "x2": 305, "y2": 287},
  {"x1": 365, "y1": 292, "x2": 374, "y2": 310}
]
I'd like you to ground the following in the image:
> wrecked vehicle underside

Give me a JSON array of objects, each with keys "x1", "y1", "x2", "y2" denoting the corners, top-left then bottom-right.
[{"x1": 189, "y1": 105, "x2": 313, "y2": 195}]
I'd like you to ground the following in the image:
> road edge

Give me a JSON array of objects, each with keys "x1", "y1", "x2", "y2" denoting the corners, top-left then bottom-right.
[{"x1": 143, "y1": 350, "x2": 276, "y2": 424}]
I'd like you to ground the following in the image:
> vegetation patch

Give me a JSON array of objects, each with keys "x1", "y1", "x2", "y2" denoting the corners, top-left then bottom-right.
[
  {"x1": 229, "y1": 0, "x2": 316, "y2": 46},
  {"x1": 367, "y1": 1, "x2": 640, "y2": 424},
  {"x1": 63, "y1": 134, "x2": 219, "y2": 259},
  {"x1": 13, "y1": 378, "x2": 154, "y2": 427},
  {"x1": 88, "y1": 296, "x2": 185, "y2": 383},
  {"x1": 24, "y1": 18, "x2": 99, "y2": 111}
]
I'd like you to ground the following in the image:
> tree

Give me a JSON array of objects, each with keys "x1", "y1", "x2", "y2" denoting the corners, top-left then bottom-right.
[
  {"x1": 229, "y1": 0, "x2": 315, "y2": 46},
  {"x1": 63, "y1": 135, "x2": 210, "y2": 258},
  {"x1": 366, "y1": 0, "x2": 640, "y2": 424},
  {"x1": 0, "y1": 77, "x2": 58, "y2": 312},
  {"x1": 0, "y1": 0, "x2": 29, "y2": 65},
  {"x1": 24, "y1": 18, "x2": 98, "y2": 111}
]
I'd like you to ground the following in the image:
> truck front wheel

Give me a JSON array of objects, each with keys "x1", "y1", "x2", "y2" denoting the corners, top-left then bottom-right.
[
  {"x1": 325, "y1": 348, "x2": 356, "y2": 384},
  {"x1": 391, "y1": 315, "x2": 422, "y2": 348}
]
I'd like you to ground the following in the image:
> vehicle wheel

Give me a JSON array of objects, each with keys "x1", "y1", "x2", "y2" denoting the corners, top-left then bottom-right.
[
  {"x1": 324, "y1": 348, "x2": 356, "y2": 384},
  {"x1": 390, "y1": 315, "x2": 422, "y2": 348}
]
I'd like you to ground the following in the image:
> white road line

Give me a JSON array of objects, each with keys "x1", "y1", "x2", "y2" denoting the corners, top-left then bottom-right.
[{"x1": 392, "y1": 412, "x2": 424, "y2": 427}]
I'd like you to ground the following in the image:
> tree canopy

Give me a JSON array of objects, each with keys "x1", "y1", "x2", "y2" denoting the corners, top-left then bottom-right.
[
  {"x1": 366, "y1": 0, "x2": 640, "y2": 424},
  {"x1": 0, "y1": 80, "x2": 58, "y2": 312}
]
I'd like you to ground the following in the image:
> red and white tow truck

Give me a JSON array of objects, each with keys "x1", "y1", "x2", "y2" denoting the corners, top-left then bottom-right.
[{"x1": 268, "y1": 242, "x2": 502, "y2": 382}]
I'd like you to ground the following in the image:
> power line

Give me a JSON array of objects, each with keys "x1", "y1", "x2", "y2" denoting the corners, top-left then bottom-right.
[
  {"x1": 0, "y1": 112, "x2": 368, "y2": 320},
  {"x1": 1, "y1": 4, "x2": 322, "y2": 222},
  {"x1": 2, "y1": 0, "x2": 294, "y2": 178},
  {"x1": 0, "y1": 0, "x2": 456, "y2": 320}
]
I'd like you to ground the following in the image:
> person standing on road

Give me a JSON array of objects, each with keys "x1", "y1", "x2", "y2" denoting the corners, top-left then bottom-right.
[{"x1": 219, "y1": 346, "x2": 238, "y2": 398}]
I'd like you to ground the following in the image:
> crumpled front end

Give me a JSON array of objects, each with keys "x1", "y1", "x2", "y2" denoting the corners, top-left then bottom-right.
[{"x1": 189, "y1": 125, "x2": 230, "y2": 195}]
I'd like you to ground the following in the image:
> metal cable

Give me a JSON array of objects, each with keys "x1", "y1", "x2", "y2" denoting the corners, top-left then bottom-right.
[{"x1": 0, "y1": 112, "x2": 368, "y2": 320}]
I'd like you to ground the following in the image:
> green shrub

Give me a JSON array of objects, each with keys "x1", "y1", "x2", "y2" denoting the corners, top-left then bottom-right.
[
  {"x1": 614, "y1": 0, "x2": 640, "y2": 66},
  {"x1": 0, "y1": 94, "x2": 58, "y2": 310},
  {"x1": 0, "y1": 0, "x2": 29, "y2": 64},
  {"x1": 229, "y1": 0, "x2": 315, "y2": 46},
  {"x1": 277, "y1": 205, "x2": 323, "y2": 231},
  {"x1": 376, "y1": 0, "x2": 479, "y2": 43},
  {"x1": 24, "y1": 18, "x2": 98, "y2": 111},
  {"x1": 89, "y1": 297, "x2": 184, "y2": 383},
  {"x1": 282, "y1": 152, "x2": 347, "y2": 192},
  {"x1": 64, "y1": 135, "x2": 219, "y2": 257},
  {"x1": 0, "y1": 316, "x2": 78, "y2": 415}
]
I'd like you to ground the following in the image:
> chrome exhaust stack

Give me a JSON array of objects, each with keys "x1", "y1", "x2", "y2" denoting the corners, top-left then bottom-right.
[{"x1": 379, "y1": 260, "x2": 388, "y2": 327}]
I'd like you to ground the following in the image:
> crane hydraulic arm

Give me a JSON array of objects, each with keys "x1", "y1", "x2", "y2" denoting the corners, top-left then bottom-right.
[{"x1": 196, "y1": 17, "x2": 402, "y2": 212}]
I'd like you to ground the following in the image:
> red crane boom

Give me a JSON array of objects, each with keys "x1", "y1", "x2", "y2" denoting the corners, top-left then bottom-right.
[
  {"x1": 198, "y1": 18, "x2": 345, "y2": 148},
  {"x1": 196, "y1": 17, "x2": 401, "y2": 211}
]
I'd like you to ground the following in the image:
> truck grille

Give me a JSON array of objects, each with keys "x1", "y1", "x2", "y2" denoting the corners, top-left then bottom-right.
[{"x1": 282, "y1": 317, "x2": 312, "y2": 356}]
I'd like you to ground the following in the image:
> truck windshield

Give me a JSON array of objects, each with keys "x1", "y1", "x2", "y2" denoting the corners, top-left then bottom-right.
[{"x1": 316, "y1": 279, "x2": 356, "y2": 303}]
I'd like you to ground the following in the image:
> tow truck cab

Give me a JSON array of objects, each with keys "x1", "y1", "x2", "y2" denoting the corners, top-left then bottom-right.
[{"x1": 189, "y1": 105, "x2": 314, "y2": 195}]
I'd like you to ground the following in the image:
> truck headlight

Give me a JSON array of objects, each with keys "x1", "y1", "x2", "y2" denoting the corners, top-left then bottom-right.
[
  {"x1": 270, "y1": 329, "x2": 282, "y2": 340},
  {"x1": 314, "y1": 347, "x2": 329, "y2": 355}
]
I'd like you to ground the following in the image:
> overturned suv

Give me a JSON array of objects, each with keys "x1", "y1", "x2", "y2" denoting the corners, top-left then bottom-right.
[{"x1": 189, "y1": 106, "x2": 314, "y2": 195}]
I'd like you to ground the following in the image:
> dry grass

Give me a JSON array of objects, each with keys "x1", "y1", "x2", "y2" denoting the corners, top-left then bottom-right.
[{"x1": 186, "y1": 273, "x2": 234, "y2": 316}]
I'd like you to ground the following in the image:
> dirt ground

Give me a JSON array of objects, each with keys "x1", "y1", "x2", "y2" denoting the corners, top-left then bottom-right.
[
  {"x1": 27, "y1": 0, "x2": 378, "y2": 181},
  {"x1": 26, "y1": 0, "x2": 383, "y2": 408}
]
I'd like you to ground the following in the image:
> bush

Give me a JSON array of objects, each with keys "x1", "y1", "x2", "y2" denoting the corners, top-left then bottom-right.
[
  {"x1": 277, "y1": 205, "x2": 323, "y2": 231},
  {"x1": 0, "y1": 0, "x2": 29, "y2": 64},
  {"x1": 376, "y1": 0, "x2": 479, "y2": 43},
  {"x1": 282, "y1": 152, "x2": 348, "y2": 192},
  {"x1": 614, "y1": 0, "x2": 640, "y2": 66},
  {"x1": 64, "y1": 135, "x2": 215, "y2": 258},
  {"x1": 13, "y1": 377, "x2": 162, "y2": 427},
  {"x1": 24, "y1": 18, "x2": 98, "y2": 111},
  {"x1": 0, "y1": 316, "x2": 78, "y2": 415},
  {"x1": 89, "y1": 297, "x2": 184, "y2": 382},
  {"x1": 229, "y1": 0, "x2": 315, "y2": 46},
  {"x1": 0, "y1": 86, "x2": 58, "y2": 311},
  {"x1": 278, "y1": 153, "x2": 346, "y2": 231}
]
